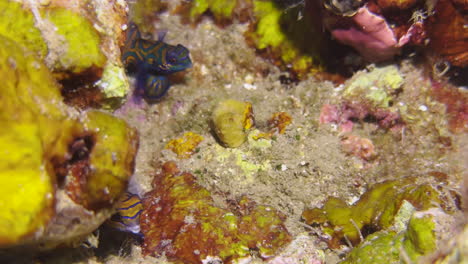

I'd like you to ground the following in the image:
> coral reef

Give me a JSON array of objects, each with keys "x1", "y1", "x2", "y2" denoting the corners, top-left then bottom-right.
[
  {"x1": 268, "y1": 112, "x2": 293, "y2": 134},
  {"x1": 302, "y1": 176, "x2": 457, "y2": 248},
  {"x1": 165, "y1": 132, "x2": 204, "y2": 159},
  {"x1": 128, "y1": 0, "x2": 168, "y2": 33},
  {"x1": 430, "y1": 80, "x2": 468, "y2": 134},
  {"x1": 323, "y1": 6, "x2": 410, "y2": 62},
  {"x1": 140, "y1": 162, "x2": 291, "y2": 263},
  {"x1": 212, "y1": 99, "x2": 254, "y2": 148},
  {"x1": 426, "y1": 0, "x2": 468, "y2": 67},
  {"x1": 0, "y1": 0, "x2": 129, "y2": 108},
  {"x1": 246, "y1": 0, "x2": 325, "y2": 77},
  {"x1": 175, "y1": 0, "x2": 325, "y2": 77},
  {"x1": 184, "y1": 0, "x2": 239, "y2": 24},
  {"x1": 319, "y1": 65, "x2": 406, "y2": 133},
  {"x1": 340, "y1": 134, "x2": 376, "y2": 161},
  {"x1": 341, "y1": 207, "x2": 455, "y2": 263},
  {"x1": 0, "y1": 35, "x2": 138, "y2": 247},
  {"x1": 342, "y1": 65, "x2": 404, "y2": 108},
  {"x1": 317, "y1": 0, "x2": 467, "y2": 68},
  {"x1": 267, "y1": 234, "x2": 325, "y2": 264}
]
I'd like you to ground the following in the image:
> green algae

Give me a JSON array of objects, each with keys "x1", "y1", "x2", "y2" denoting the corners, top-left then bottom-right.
[
  {"x1": 343, "y1": 65, "x2": 404, "y2": 108},
  {"x1": 403, "y1": 214, "x2": 437, "y2": 258},
  {"x1": 341, "y1": 231, "x2": 404, "y2": 264},
  {"x1": 302, "y1": 177, "x2": 448, "y2": 247},
  {"x1": 341, "y1": 212, "x2": 438, "y2": 263},
  {"x1": 141, "y1": 162, "x2": 291, "y2": 263}
]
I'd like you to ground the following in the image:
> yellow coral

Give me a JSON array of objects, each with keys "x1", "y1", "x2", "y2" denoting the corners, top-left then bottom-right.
[
  {"x1": 212, "y1": 99, "x2": 254, "y2": 148},
  {"x1": 44, "y1": 8, "x2": 106, "y2": 72},
  {"x1": 0, "y1": 35, "x2": 137, "y2": 246},
  {"x1": 165, "y1": 132, "x2": 204, "y2": 159},
  {"x1": 268, "y1": 112, "x2": 292, "y2": 134}
]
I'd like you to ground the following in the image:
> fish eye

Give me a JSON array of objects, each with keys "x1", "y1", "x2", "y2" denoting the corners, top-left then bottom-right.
[{"x1": 168, "y1": 56, "x2": 177, "y2": 64}]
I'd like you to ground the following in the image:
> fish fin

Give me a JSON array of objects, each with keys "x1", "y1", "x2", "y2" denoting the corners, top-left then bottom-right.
[
  {"x1": 144, "y1": 75, "x2": 171, "y2": 102},
  {"x1": 133, "y1": 69, "x2": 149, "y2": 104},
  {"x1": 157, "y1": 30, "x2": 167, "y2": 42}
]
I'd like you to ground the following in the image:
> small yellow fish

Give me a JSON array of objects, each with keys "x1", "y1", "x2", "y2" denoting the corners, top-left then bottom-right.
[{"x1": 107, "y1": 192, "x2": 143, "y2": 234}]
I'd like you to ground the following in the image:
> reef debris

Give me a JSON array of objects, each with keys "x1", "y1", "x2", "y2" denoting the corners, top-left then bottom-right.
[{"x1": 140, "y1": 161, "x2": 291, "y2": 263}]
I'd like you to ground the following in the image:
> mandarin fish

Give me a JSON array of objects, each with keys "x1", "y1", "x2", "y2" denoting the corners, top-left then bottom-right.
[
  {"x1": 107, "y1": 192, "x2": 143, "y2": 234},
  {"x1": 122, "y1": 23, "x2": 192, "y2": 102}
]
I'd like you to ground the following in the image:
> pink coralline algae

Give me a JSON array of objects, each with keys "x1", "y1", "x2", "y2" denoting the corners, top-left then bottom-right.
[
  {"x1": 341, "y1": 134, "x2": 377, "y2": 161},
  {"x1": 325, "y1": 6, "x2": 410, "y2": 62},
  {"x1": 319, "y1": 102, "x2": 403, "y2": 133}
]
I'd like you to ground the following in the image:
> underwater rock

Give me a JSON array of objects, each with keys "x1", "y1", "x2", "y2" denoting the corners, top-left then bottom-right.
[
  {"x1": 177, "y1": 0, "x2": 326, "y2": 78},
  {"x1": 318, "y1": 0, "x2": 467, "y2": 67},
  {"x1": 426, "y1": 0, "x2": 468, "y2": 67},
  {"x1": 0, "y1": 35, "x2": 138, "y2": 248},
  {"x1": 430, "y1": 80, "x2": 468, "y2": 134},
  {"x1": 0, "y1": 0, "x2": 129, "y2": 108},
  {"x1": 140, "y1": 162, "x2": 291, "y2": 263},
  {"x1": 320, "y1": 65, "x2": 405, "y2": 132},
  {"x1": 268, "y1": 112, "x2": 293, "y2": 134},
  {"x1": 267, "y1": 234, "x2": 325, "y2": 264},
  {"x1": 246, "y1": 0, "x2": 325, "y2": 78},
  {"x1": 212, "y1": 99, "x2": 255, "y2": 148},
  {"x1": 341, "y1": 207, "x2": 456, "y2": 263},
  {"x1": 165, "y1": 132, "x2": 204, "y2": 159},
  {"x1": 340, "y1": 135, "x2": 376, "y2": 161},
  {"x1": 301, "y1": 176, "x2": 458, "y2": 248},
  {"x1": 179, "y1": 0, "x2": 241, "y2": 25},
  {"x1": 343, "y1": 65, "x2": 404, "y2": 108},
  {"x1": 128, "y1": 0, "x2": 168, "y2": 33}
]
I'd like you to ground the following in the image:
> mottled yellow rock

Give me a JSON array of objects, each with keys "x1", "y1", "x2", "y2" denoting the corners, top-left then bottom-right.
[
  {"x1": 212, "y1": 99, "x2": 254, "y2": 148},
  {"x1": 165, "y1": 132, "x2": 204, "y2": 159},
  {"x1": 0, "y1": 0, "x2": 130, "y2": 107},
  {"x1": 0, "y1": 35, "x2": 138, "y2": 247}
]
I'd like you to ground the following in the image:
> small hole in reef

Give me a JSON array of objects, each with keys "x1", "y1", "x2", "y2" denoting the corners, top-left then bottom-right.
[{"x1": 361, "y1": 223, "x2": 380, "y2": 238}]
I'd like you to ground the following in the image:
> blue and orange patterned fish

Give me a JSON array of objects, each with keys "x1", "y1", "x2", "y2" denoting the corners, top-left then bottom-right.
[
  {"x1": 107, "y1": 192, "x2": 143, "y2": 234},
  {"x1": 122, "y1": 23, "x2": 192, "y2": 102}
]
